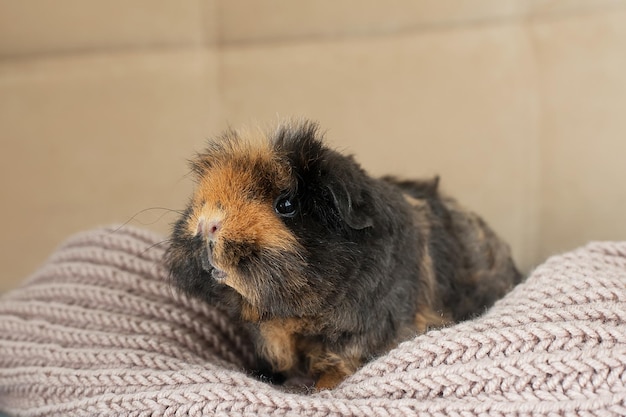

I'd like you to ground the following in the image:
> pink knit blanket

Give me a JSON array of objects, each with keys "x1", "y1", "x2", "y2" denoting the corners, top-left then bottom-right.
[{"x1": 1, "y1": 226, "x2": 625, "y2": 416}]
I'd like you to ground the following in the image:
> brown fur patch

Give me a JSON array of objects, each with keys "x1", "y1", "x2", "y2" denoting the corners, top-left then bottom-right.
[
  {"x1": 403, "y1": 193, "x2": 453, "y2": 333},
  {"x1": 404, "y1": 194, "x2": 428, "y2": 209},
  {"x1": 307, "y1": 346, "x2": 361, "y2": 390},
  {"x1": 240, "y1": 301, "x2": 260, "y2": 322},
  {"x1": 258, "y1": 318, "x2": 305, "y2": 372},
  {"x1": 258, "y1": 318, "x2": 364, "y2": 390},
  {"x1": 184, "y1": 137, "x2": 303, "y2": 302},
  {"x1": 405, "y1": 193, "x2": 440, "y2": 311},
  {"x1": 190, "y1": 168, "x2": 298, "y2": 253},
  {"x1": 415, "y1": 305, "x2": 451, "y2": 333},
  {"x1": 315, "y1": 368, "x2": 349, "y2": 391}
]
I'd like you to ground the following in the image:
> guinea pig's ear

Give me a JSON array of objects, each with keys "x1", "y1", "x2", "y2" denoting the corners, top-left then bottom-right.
[{"x1": 325, "y1": 178, "x2": 374, "y2": 230}]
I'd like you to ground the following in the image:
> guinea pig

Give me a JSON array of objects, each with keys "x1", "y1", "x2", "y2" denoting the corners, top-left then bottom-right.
[{"x1": 165, "y1": 120, "x2": 522, "y2": 390}]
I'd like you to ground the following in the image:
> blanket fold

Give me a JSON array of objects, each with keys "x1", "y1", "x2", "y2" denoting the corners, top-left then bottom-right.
[{"x1": 1, "y1": 226, "x2": 625, "y2": 416}]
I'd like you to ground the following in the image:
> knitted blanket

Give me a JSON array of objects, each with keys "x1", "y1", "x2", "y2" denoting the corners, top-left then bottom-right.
[{"x1": 0, "y1": 227, "x2": 625, "y2": 416}]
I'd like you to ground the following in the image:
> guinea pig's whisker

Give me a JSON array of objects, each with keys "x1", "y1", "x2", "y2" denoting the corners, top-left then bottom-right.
[
  {"x1": 139, "y1": 239, "x2": 173, "y2": 257},
  {"x1": 112, "y1": 207, "x2": 185, "y2": 234}
]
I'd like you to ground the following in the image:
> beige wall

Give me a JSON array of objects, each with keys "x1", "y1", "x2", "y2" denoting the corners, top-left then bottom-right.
[{"x1": 2, "y1": 1, "x2": 626, "y2": 292}]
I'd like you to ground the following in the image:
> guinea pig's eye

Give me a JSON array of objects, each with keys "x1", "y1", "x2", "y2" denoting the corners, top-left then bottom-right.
[{"x1": 274, "y1": 194, "x2": 297, "y2": 217}]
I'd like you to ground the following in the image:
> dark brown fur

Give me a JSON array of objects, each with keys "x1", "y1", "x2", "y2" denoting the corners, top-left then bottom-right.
[{"x1": 165, "y1": 121, "x2": 522, "y2": 390}]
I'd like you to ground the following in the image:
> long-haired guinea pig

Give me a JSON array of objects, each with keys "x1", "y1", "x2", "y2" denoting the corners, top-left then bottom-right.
[{"x1": 165, "y1": 120, "x2": 522, "y2": 390}]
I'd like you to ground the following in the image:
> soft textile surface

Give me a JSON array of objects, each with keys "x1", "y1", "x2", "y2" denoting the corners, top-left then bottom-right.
[{"x1": 0, "y1": 227, "x2": 625, "y2": 417}]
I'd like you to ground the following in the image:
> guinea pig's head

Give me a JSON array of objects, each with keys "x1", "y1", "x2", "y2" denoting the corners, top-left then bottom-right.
[{"x1": 166, "y1": 121, "x2": 397, "y2": 320}]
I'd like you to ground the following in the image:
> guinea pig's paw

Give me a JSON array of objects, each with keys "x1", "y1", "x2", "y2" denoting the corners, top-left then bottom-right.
[
  {"x1": 307, "y1": 346, "x2": 360, "y2": 390},
  {"x1": 314, "y1": 369, "x2": 349, "y2": 391}
]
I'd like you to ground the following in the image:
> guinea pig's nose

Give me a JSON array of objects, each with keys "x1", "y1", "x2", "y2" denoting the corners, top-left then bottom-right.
[{"x1": 197, "y1": 217, "x2": 222, "y2": 241}]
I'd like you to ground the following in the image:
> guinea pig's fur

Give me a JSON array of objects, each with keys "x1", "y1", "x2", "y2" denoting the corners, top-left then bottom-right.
[{"x1": 165, "y1": 120, "x2": 522, "y2": 390}]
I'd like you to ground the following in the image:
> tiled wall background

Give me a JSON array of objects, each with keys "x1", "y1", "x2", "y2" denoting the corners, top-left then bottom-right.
[{"x1": 2, "y1": 1, "x2": 626, "y2": 291}]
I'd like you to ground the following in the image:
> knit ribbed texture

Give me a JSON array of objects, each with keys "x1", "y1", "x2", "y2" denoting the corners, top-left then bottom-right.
[{"x1": 0, "y1": 226, "x2": 625, "y2": 416}]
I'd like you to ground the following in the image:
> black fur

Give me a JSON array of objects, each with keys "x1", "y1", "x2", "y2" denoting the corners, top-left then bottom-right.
[{"x1": 272, "y1": 125, "x2": 426, "y2": 343}]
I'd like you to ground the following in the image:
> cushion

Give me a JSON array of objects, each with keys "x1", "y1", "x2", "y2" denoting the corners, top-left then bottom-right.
[{"x1": 1, "y1": 226, "x2": 625, "y2": 416}]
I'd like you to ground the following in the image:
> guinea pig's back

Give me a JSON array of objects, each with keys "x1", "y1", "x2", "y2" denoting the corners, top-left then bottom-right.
[
  {"x1": 383, "y1": 176, "x2": 522, "y2": 322},
  {"x1": 439, "y1": 196, "x2": 523, "y2": 321}
]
